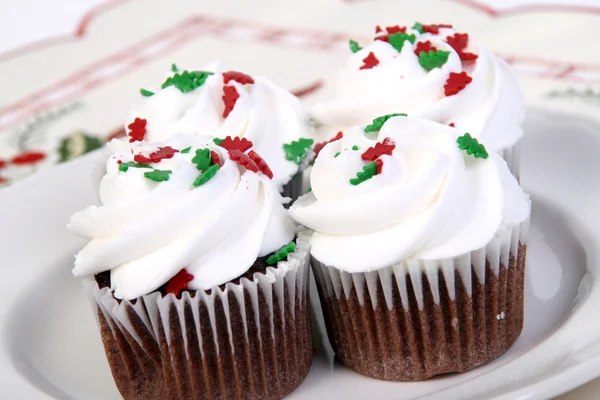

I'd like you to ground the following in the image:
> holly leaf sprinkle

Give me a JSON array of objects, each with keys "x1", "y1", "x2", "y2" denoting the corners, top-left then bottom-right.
[
  {"x1": 222, "y1": 84, "x2": 240, "y2": 118},
  {"x1": 283, "y1": 138, "x2": 314, "y2": 165},
  {"x1": 248, "y1": 150, "x2": 273, "y2": 179},
  {"x1": 144, "y1": 169, "x2": 172, "y2": 182},
  {"x1": 229, "y1": 149, "x2": 258, "y2": 172},
  {"x1": 457, "y1": 133, "x2": 488, "y2": 159},
  {"x1": 165, "y1": 268, "x2": 193, "y2": 297},
  {"x1": 222, "y1": 70, "x2": 255, "y2": 85},
  {"x1": 119, "y1": 161, "x2": 152, "y2": 172},
  {"x1": 192, "y1": 148, "x2": 213, "y2": 171},
  {"x1": 350, "y1": 160, "x2": 379, "y2": 185},
  {"x1": 361, "y1": 137, "x2": 395, "y2": 161},
  {"x1": 349, "y1": 39, "x2": 362, "y2": 53},
  {"x1": 389, "y1": 32, "x2": 416, "y2": 53},
  {"x1": 266, "y1": 241, "x2": 297, "y2": 265},
  {"x1": 161, "y1": 70, "x2": 213, "y2": 93},
  {"x1": 127, "y1": 118, "x2": 147, "y2": 143},
  {"x1": 193, "y1": 164, "x2": 219, "y2": 187},
  {"x1": 364, "y1": 113, "x2": 407, "y2": 132},
  {"x1": 419, "y1": 50, "x2": 450, "y2": 71},
  {"x1": 217, "y1": 136, "x2": 253, "y2": 152},
  {"x1": 140, "y1": 88, "x2": 154, "y2": 97},
  {"x1": 444, "y1": 72, "x2": 473, "y2": 96},
  {"x1": 360, "y1": 52, "x2": 380, "y2": 70},
  {"x1": 412, "y1": 22, "x2": 424, "y2": 33},
  {"x1": 352, "y1": 145, "x2": 359, "y2": 151},
  {"x1": 334, "y1": 152, "x2": 341, "y2": 158},
  {"x1": 180, "y1": 146, "x2": 191, "y2": 154},
  {"x1": 314, "y1": 131, "x2": 343, "y2": 157}
]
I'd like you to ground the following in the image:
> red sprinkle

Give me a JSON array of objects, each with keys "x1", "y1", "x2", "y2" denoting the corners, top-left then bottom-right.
[
  {"x1": 248, "y1": 150, "x2": 273, "y2": 179},
  {"x1": 376, "y1": 158, "x2": 384, "y2": 174},
  {"x1": 222, "y1": 71, "x2": 255, "y2": 85},
  {"x1": 134, "y1": 154, "x2": 152, "y2": 163},
  {"x1": 117, "y1": 160, "x2": 122, "y2": 164},
  {"x1": 362, "y1": 137, "x2": 396, "y2": 161},
  {"x1": 314, "y1": 131, "x2": 344, "y2": 157},
  {"x1": 11, "y1": 151, "x2": 46, "y2": 165},
  {"x1": 0, "y1": 159, "x2": 6, "y2": 169},
  {"x1": 360, "y1": 52, "x2": 380, "y2": 70},
  {"x1": 444, "y1": 72, "x2": 473, "y2": 96},
  {"x1": 127, "y1": 118, "x2": 147, "y2": 143},
  {"x1": 210, "y1": 150, "x2": 221, "y2": 167},
  {"x1": 385, "y1": 25, "x2": 406, "y2": 34},
  {"x1": 106, "y1": 127, "x2": 126, "y2": 142},
  {"x1": 414, "y1": 40, "x2": 437, "y2": 55},
  {"x1": 150, "y1": 146, "x2": 179, "y2": 163},
  {"x1": 229, "y1": 149, "x2": 258, "y2": 172},
  {"x1": 218, "y1": 136, "x2": 253, "y2": 152},
  {"x1": 449, "y1": 122, "x2": 455, "y2": 127},
  {"x1": 165, "y1": 269, "x2": 194, "y2": 297},
  {"x1": 374, "y1": 35, "x2": 390, "y2": 43},
  {"x1": 422, "y1": 24, "x2": 453, "y2": 34},
  {"x1": 222, "y1": 85, "x2": 240, "y2": 118},
  {"x1": 0, "y1": 176, "x2": 7, "y2": 184},
  {"x1": 375, "y1": 25, "x2": 383, "y2": 33},
  {"x1": 446, "y1": 33, "x2": 478, "y2": 62}
]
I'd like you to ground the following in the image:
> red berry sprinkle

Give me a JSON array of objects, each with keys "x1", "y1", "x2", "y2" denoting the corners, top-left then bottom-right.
[
  {"x1": 222, "y1": 71, "x2": 255, "y2": 85},
  {"x1": 446, "y1": 33, "x2": 478, "y2": 62},
  {"x1": 376, "y1": 158, "x2": 384, "y2": 174},
  {"x1": 314, "y1": 131, "x2": 343, "y2": 157},
  {"x1": 127, "y1": 118, "x2": 147, "y2": 143},
  {"x1": 361, "y1": 137, "x2": 396, "y2": 161},
  {"x1": 229, "y1": 149, "x2": 259, "y2": 172},
  {"x1": 0, "y1": 159, "x2": 6, "y2": 169},
  {"x1": 414, "y1": 40, "x2": 437, "y2": 55},
  {"x1": 375, "y1": 25, "x2": 383, "y2": 33},
  {"x1": 217, "y1": 136, "x2": 253, "y2": 152},
  {"x1": 422, "y1": 24, "x2": 453, "y2": 34},
  {"x1": 444, "y1": 72, "x2": 473, "y2": 96},
  {"x1": 385, "y1": 25, "x2": 406, "y2": 34},
  {"x1": 134, "y1": 154, "x2": 152, "y2": 164},
  {"x1": 165, "y1": 269, "x2": 194, "y2": 297},
  {"x1": 360, "y1": 52, "x2": 380, "y2": 70},
  {"x1": 150, "y1": 146, "x2": 179, "y2": 163},
  {"x1": 210, "y1": 150, "x2": 221, "y2": 167},
  {"x1": 449, "y1": 122, "x2": 455, "y2": 127},
  {"x1": 11, "y1": 151, "x2": 46, "y2": 165},
  {"x1": 222, "y1": 85, "x2": 240, "y2": 118},
  {"x1": 248, "y1": 150, "x2": 273, "y2": 179}
]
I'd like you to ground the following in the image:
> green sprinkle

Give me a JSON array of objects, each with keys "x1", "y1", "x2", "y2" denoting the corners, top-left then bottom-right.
[
  {"x1": 283, "y1": 138, "x2": 314, "y2": 165},
  {"x1": 457, "y1": 133, "x2": 488, "y2": 159},
  {"x1": 349, "y1": 39, "x2": 362, "y2": 53},
  {"x1": 191, "y1": 148, "x2": 212, "y2": 171},
  {"x1": 161, "y1": 70, "x2": 213, "y2": 93},
  {"x1": 144, "y1": 169, "x2": 172, "y2": 182},
  {"x1": 119, "y1": 162, "x2": 152, "y2": 172},
  {"x1": 334, "y1": 152, "x2": 341, "y2": 158},
  {"x1": 350, "y1": 161, "x2": 378, "y2": 185},
  {"x1": 213, "y1": 138, "x2": 224, "y2": 145},
  {"x1": 364, "y1": 113, "x2": 407, "y2": 132},
  {"x1": 308, "y1": 187, "x2": 312, "y2": 193},
  {"x1": 412, "y1": 22, "x2": 424, "y2": 34},
  {"x1": 180, "y1": 146, "x2": 191, "y2": 154},
  {"x1": 193, "y1": 164, "x2": 219, "y2": 187},
  {"x1": 352, "y1": 145, "x2": 359, "y2": 151},
  {"x1": 266, "y1": 241, "x2": 297, "y2": 265},
  {"x1": 171, "y1": 63, "x2": 178, "y2": 72},
  {"x1": 419, "y1": 50, "x2": 450, "y2": 71},
  {"x1": 389, "y1": 32, "x2": 416, "y2": 53},
  {"x1": 140, "y1": 88, "x2": 154, "y2": 97}
]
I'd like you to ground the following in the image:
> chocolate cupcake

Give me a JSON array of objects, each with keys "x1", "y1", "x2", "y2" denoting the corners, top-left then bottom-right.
[
  {"x1": 126, "y1": 63, "x2": 313, "y2": 201},
  {"x1": 290, "y1": 115, "x2": 530, "y2": 381},
  {"x1": 70, "y1": 134, "x2": 313, "y2": 399},
  {"x1": 312, "y1": 23, "x2": 525, "y2": 178}
]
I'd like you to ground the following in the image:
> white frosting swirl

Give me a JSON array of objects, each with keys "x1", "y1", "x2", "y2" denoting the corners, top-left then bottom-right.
[
  {"x1": 69, "y1": 134, "x2": 296, "y2": 300},
  {"x1": 129, "y1": 63, "x2": 311, "y2": 189},
  {"x1": 289, "y1": 117, "x2": 530, "y2": 272},
  {"x1": 312, "y1": 25, "x2": 525, "y2": 153}
]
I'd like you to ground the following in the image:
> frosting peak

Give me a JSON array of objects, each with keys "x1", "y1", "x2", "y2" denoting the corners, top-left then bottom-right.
[
  {"x1": 69, "y1": 134, "x2": 295, "y2": 300},
  {"x1": 289, "y1": 116, "x2": 530, "y2": 272}
]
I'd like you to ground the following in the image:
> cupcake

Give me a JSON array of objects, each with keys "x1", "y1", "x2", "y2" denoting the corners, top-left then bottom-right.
[
  {"x1": 289, "y1": 115, "x2": 530, "y2": 381},
  {"x1": 312, "y1": 23, "x2": 525, "y2": 178},
  {"x1": 70, "y1": 134, "x2": 313, "y2": 399},
  {"x1": 126, "y1": 63, "x2": 313, "y2": 201}
]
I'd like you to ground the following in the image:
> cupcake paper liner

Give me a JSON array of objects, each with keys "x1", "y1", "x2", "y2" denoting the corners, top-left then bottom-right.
[
  {"x1": 281, "y1": 172, "x2": 305, "y2": 207},
  {"x1": 501, "y1": 141, "x2": 522, "y2": 180},
  {"x1": 84, "y1": 230, "x2": 313, "y2": 400},
  {"x1": 312, "y1": 219, "x2": 529, "y2": 381}
]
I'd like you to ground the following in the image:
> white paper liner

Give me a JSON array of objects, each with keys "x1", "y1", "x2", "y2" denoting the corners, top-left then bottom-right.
[
  {"x1": 83, "y1": 229, "x2": 311, "y2": 359},
  {"x1": 312, "y1": 218, "x2": 529, "y2": 312},
  {"x1": 500, "y1": 140, "x2": 522, "y2": 180}
]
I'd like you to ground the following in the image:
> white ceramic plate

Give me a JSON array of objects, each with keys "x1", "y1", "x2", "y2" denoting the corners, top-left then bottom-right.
[{"x1": 1, "y1": 107, "x2": 600, "y2": 400}]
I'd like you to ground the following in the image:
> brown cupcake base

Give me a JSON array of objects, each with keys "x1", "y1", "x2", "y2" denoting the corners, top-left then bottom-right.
[{"x1": 314, "y1": 244, "x2": 527, "y2": 381}]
